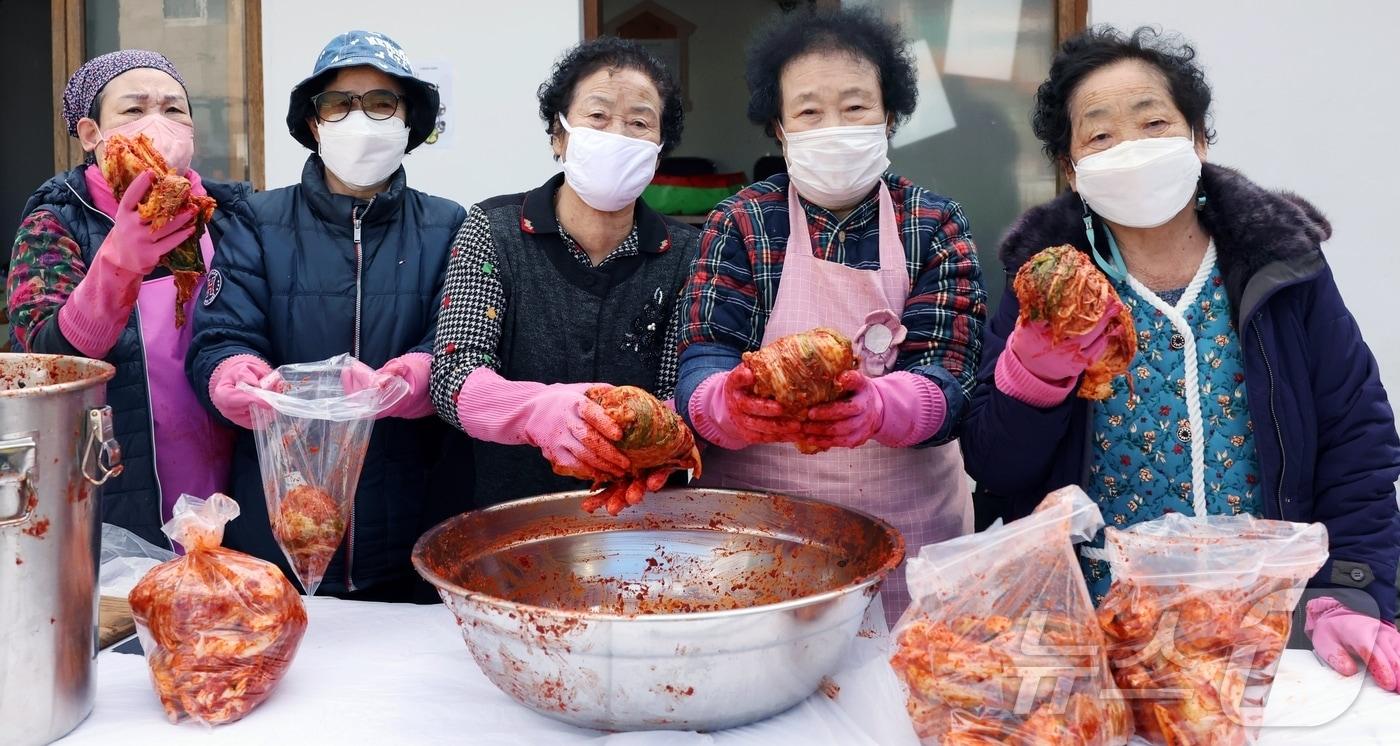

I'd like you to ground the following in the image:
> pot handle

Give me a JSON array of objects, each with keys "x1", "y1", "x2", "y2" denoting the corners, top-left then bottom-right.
[
  {"x1": 0, "y1": 435, "x2": 37, "y2": 528},
  {"x1": 81, "y1": 407, "x2": 123, "y2": 486}
]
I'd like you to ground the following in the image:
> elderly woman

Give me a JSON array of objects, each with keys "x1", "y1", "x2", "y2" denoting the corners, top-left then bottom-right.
[
  {"x1": 675, "y1": 8, "x2": 986, "y2": 621},
  {"x1": 7, "y1": 51, "x2": 247, "y2": 547},
  {"x1": 961, "y1": 26, "x2": 1400, "y2": 690},
  {"x1": 429, "y1": 37, "x2": 699, "y2": 506},
  {"x1": 188, "y1": 31, "x2": 465, "y2": 600}
]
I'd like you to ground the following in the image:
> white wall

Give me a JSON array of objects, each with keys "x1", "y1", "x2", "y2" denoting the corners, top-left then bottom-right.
[
  {"x1": 260, "y1": 1, "x2": 581, "y2": 206},
  {"x1": 1090, "y1": 0, "x2": 1400, "y2": 405}
]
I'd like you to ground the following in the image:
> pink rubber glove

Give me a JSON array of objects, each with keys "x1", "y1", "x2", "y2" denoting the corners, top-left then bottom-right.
[
  {"x1": 58, "y1": 169, "x2": 198, "y2": 358},
  {"x1": 687, "y1": 365, "x2": 801, "y2": 450},
  {"x1": 800, "y1": 370, "x2": 947, "y2": 449},
  {"x1": 208, "y1": 355, "x2": 280, "y2": 430},
  {"x1": 455, "y1": 367, "x2": 629, "y2": 480},
  {"x1": 996, "y1": 299, "x2": 1121, "y2": 408},
  {"x1": 341, "y1": 353, "x2": 434, "y2": 419},
  {"x1": 1306, "y1": 596, "x2": 1400, "y2": 692}
]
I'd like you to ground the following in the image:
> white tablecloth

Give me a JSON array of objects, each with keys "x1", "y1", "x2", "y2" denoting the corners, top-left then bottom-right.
[{"x1": 60, "y1": 598, "x2": 1398, "y2": 745}]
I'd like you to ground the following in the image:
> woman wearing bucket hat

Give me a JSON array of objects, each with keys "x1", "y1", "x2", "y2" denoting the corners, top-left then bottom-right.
[
  {"x1": 6, "y1": 50, "x2": 250, "y2": 548},
  {"x1": 187, "y1": 30, "x2": 468, "y2": 600}
]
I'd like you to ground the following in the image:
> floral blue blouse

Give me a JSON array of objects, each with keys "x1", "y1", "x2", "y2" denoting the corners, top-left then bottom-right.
[{"x1": 1081, "y1": 246, "x2": 1263, "y2": 603}]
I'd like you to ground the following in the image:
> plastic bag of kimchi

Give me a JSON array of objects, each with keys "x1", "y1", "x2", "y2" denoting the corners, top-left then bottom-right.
[
  {"x1": 241, "y1": 354, "x2": 407, "y2": 594},
  {"x1": 890, "y1": 486, "x2": 1133, "y2": 745},
  {"x1": 1096, "y1": 514, "x2": 1328, "y2": 745},
  {"x1": 128, "y1": 493, "x2": 307, "y2": 726}
]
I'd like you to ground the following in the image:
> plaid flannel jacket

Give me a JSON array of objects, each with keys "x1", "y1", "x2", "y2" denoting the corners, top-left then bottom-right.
[{"x1": 677, "y1": 172, "x2": 987, "y2": 442}]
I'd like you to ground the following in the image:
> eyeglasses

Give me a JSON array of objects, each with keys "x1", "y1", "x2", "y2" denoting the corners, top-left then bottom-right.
[{"x1": 311, "y1": 89, "x2": 403, "y2": 122}]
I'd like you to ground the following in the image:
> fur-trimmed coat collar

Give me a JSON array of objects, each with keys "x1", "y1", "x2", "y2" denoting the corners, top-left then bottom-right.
[{"x1": 998, "y1": 163, "x2": 1331, "y2": 322}]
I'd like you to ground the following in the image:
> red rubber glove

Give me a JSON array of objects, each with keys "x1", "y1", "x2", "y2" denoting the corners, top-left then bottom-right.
[
  {"x1": 455, "y1": 368, "x2": 629, "y2": 481},
  {"x1": 997, "y1": 298, "x2": 1121, "y2": 407},
  {"x1": 1306, "y1": 596, "x2": 1400, "y2": 693},
  {"x1": 58, "y1": 169, "x2": 197, "y2": 358},
  {"x1": 800, "y1": 370, "x2": 946, "y2": 450},
  {"x1": 208, "y1": 355, "x2": 280, "y2": 430},
  {"x1": 687, "y1": 364, "x2": 801, "y2": 449},
  {"x1": 341, "y1": 353, "x2": 433, "y2": 419}
]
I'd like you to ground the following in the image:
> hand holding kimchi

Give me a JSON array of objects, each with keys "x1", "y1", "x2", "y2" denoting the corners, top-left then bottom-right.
[
  {"x1": 128, "y1": 494, "x2": 307, "y2": 726},
  {"x1": 1012, "y1": 245, "x2": 1136, "y2": 400},
  {"x1": 100, "y1": 133, "x2": 216, "y2": 327},
  {"x1": 741, "y1": 327, "x2": 856, "y2": 453},
  {"x1": 575, "y1": 385, "x2": 701, "y2": 515}
]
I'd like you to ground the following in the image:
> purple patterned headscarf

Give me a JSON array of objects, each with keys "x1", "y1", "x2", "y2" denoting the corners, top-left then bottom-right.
[{"x1": 61, "y1": 50, "x2": 188, "y2": 136}]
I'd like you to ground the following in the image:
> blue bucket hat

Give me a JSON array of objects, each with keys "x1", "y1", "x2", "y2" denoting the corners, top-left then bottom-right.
[{"x1": 287, "y1": 30, "x2": 440, "y2": 152}]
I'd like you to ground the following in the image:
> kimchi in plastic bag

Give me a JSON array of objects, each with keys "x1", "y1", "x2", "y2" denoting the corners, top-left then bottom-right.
[
  {"x1": 128, "y1": 494, "x2": 307, "y2": 726},
  {"x1": 242, "y1": 354, "x2": 406, "y2": 594},
  {"x1": 890, "y1": 487, "x2": 1132, "y2": 745},
  {"x1": 1096, "y1": 513, "x2": 1328, "y2": 745}
]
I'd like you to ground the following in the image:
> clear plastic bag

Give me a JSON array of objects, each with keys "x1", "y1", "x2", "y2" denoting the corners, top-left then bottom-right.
[
  {"x1": 890, "y1": 486, "x2": 1133, "y2": 745},
  {"x1": 241, "y1": 354, "x2": 406, "y2": 594},
  {"x1": 127, "y1": 494, "x2": 308, "y2": 726},
  {"x1": 100, "y1": 522, "x2": 177, "y2": 597},
  {"x1": 1096, "y1": 513, "x2": 1328, "y2": 745}
]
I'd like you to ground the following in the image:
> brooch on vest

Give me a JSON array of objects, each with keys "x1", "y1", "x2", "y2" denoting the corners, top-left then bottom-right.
[{"x1": 621, "y1": 287, "x2": 669, "y2": 367}]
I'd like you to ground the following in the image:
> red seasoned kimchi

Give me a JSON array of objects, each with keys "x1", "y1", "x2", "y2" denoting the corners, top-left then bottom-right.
[
  {"x1": 574, "y1": 385, "x2": 701, "y2": 515},
  {"x1": 1095, "y1": 514, "x2": 1327, "y2": 745},
  {"x1": 1012, "y1": 245, "x2": 1136, "y2": 400},
  {"x1": 128, "y1": 494, "x2": 307, "y2": 725},
  {"x1": 742, "y1": 327, "x2": 856, "y2": 453},
  {"x1": 273, "y1": 484, "x2": 345, "y2": 588},
  {"x1": 100, "y1": 133, "x2": 216, "y2": 327},
  {"x1": 890, "y1": 487, "x2": 1132, "y2": 745}
]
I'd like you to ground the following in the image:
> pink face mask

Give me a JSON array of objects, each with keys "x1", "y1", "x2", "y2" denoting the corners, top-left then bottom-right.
[{"x1": 100, "y1": 114, "x2": 196, "y2": 175}]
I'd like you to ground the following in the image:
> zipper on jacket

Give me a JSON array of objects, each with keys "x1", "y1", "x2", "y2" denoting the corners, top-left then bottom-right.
[
  {"x1": 1251, "y1": 317, "x2": 1287, "y2": 520},
  {"x1": 344, "y1": 197, "x2": 374, "y2": 591}
]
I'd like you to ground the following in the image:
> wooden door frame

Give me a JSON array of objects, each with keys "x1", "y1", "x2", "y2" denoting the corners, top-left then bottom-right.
[
  {"x1": 48, "y1": 0, "x2": 266, "y2": 190},
  {"x1": 50, "y1": 0, "x2": 85, "y2": 173},
  {"x1": 583, "y1": 0, "x2": 600, "y2": 39},
  {"x1": 242, "y1": 0, "x2": 265, "y2": 190},
  {"x1": 1058, "y1": 0, "x2": 1090, "y2": 46},
  {"x1": 1055, "y1": 0, "x2": 1090, "y2": 191}
]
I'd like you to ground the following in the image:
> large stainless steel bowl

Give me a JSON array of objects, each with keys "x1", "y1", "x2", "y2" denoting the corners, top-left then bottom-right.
[{"x1": 413, "y1": 487, "x2": 903, "y2": 732}]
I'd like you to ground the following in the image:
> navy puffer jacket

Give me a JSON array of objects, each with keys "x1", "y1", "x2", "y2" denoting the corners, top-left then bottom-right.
[
  {"x1": 19, "y1": 166, "x2": 254, "y2": 547},
  {"x1": 961, "y1": 164, "x2": 1400, "y2": 621},
  {"x1": 187, "y1": 155, "x2": 469, "y2": 595}
]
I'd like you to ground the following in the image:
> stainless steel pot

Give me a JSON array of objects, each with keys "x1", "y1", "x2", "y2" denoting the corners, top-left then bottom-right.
[
  {"x1": 0, "y1": 354, "x2": 123, "y2": 745},
  {"x1": 414, "y1": 488, "x2": 904, "y2": 732}
]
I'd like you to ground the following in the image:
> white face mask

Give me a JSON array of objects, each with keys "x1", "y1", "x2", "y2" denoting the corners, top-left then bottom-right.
[
  {"x1": 781, "y1": 123, "x2": 890, "y2": 209},
  {"x1": 1074, "y1": 136, "x2": 1202, "y2": 228},
  {"x1": 317, "y1": 111, "x2": 410, "y2": 189},
  {"x1": 558, "y1": 116, "x2": 661, "y2": 212}
]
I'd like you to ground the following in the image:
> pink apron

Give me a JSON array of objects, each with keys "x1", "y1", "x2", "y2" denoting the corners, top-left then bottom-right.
[
  {"x1": 85, "y1": 164, "x2": 234, "y2": 528},
  {"x1": 136, "y1": 234, "x2": 234, "y2": 525},
  {"x1": 697, "y1": 184, "x2": 973, "y2": 623}
]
